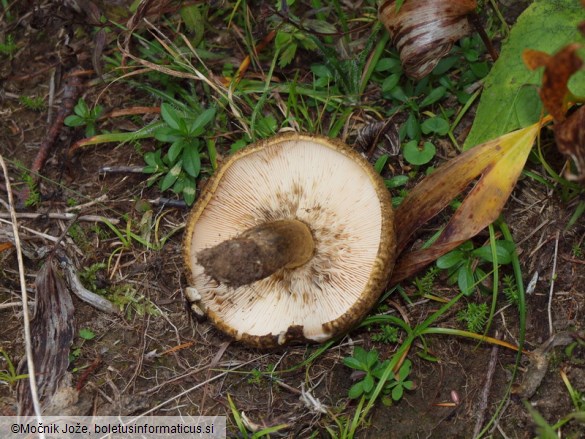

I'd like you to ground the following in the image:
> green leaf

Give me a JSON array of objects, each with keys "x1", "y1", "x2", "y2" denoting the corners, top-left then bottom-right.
[
  {"x1": 375, "y1": 58, "x2": 401, "y2": 72},
  {"x1": 188, "y1": 107, "x2": 216, "y2": 137},
  {"x1": 279, "y1": 42, "x2": 298, "y2": 67},
  {"x1": 472, "y1": 241, "x2": 514, "y2": 264},
  {"x1": 353, "y1": 346, "x2": 368, "y2": 364},
  {"x1": 420, "y1": 86, "x2": 446, "y2": 107},
  {"x1": 362, "y1": 374, "x2": 374, "y2": 393},
  {"x1": 64, "y1": 115, "x2": 85, "y2": 127},
  {"x1": 457, "y1": 265, "x2": 475, "y2": 296},
  {"x1": 384, "y1": 175, "x2": 409, "y2": 189},
  {"x1": 391, "y1": 385, "x2": 404, "y2": 401},
  {"x1": 464, "y1": 0, "x2": 585, "y2": 149},
  {"x1": 182, "y1": 146, "x2": 201, "y2": 178},
  {"x1": 160, "y1": 161, "x2": 182, "y2": 191},
  {"x1": 374, "y1": 154, "x2": 389, "y2": 174},
  {"x1": 180, "y1": 4, "x2": 205, "y2": 46},
  {"x1": 343, "y1": 357, "x2": 364, "y2": 371},
  {"x1": 382, "y1": 73, "x2": 401, "y2": 94},
  {"x1": 348, "y1": 382, "x2": 364, "y2": 399},
  {"x1": 74, "y1": 99, "x2": 90, "y2": 117},
  {"x1": 404, "y1": 113, "x2": 420, "y2": 140},
  {"x1": 398, "y1": 359, "x2": 411, "y2": 380},
  {"x1": 154, "y1": 126, "x2": 181, "y2": 143},
  {"x1": 436, "y1": 250, "x2": 464, "y2": 269},
  {"x1": 160, "y1": 103, "x2": 183, "y2": 131},
  {"x1": 182, "y1": 179, "x2": 197, "y2": 205},
  {"x1": 366, "y1": 349, "x2": 379, "y2": 368},
  {"x1": 167, "y1": 139, "x2": 185, "y2": 163},
  {"x1": 403, "y1": 141, "x2": 436, "y2": 165},
  {"x1": 421, "y1": 117, "x2": 449, "y2": 135},
  {"x1": 79, "y1": 328, "x2": 95, "y2": 340}
]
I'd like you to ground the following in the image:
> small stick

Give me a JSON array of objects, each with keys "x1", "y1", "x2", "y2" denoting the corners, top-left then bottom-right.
[
  {"x1": 547, "y1": 231, "x2": 560, "y2": 336},
  {"x1": 0, "y1": 211, "x2": 120, "y2": 224},
  {"x1": 0, "y1": 153, "x2": 45, "y2": 435},
  {"x1": 472, "y1": 333, "x2": 500, "y2": 437},
  {"x1": 467, "y1": 12, "x2": 499, "y2": 62},
  {"x1": 99, "y1": 165, "x2": 145, "y2": 174}
]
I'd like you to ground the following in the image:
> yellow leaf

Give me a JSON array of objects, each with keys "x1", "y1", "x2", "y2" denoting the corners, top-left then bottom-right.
[{"x1": 391, "y1": 121, "x2": 543, "y2": 285}]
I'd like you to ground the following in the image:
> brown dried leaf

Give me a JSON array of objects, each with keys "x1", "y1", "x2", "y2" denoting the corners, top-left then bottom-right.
[
  {"x1": 379, "y1": 0, "x2": 477, "y2": 79},
  {"x1": 354, "y1": 119, "x2": 400, "y2": 159},
  {"x1": 16, "y1": 258, "x2": 75, "y2": 416},
  {"x1": 92, "y1": 28, "x2": 107, "y2": 80},
  {"x1": 523, "y1": 43, "x2": 583, "y2": 122},
  {"x1": 555, "y1": 105, "x2": 585, "y2": 181},
  {"x1": 391, "y1": 121, "x2": 542, "y2": 284}
]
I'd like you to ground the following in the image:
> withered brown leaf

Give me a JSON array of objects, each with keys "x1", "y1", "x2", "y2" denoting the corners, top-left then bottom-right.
[
  {"x1": 555, "y1": 105, "x2": 585, "y2": 181},
  {"x1": 379, "y1": 0, "x2": 477, "y2": 79},
  {"x1": 523, "y1": 43, "x2": 583, "y2": 122}
]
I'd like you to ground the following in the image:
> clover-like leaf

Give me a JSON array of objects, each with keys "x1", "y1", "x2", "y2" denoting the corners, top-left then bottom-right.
[{"x1": 403, "y1": 141, "x2": 436, "y2": 165}]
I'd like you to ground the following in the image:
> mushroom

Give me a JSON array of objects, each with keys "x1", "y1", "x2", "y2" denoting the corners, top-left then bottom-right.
[{"x1": 183, "y1": 132, "x2": 395, "y2": 348}]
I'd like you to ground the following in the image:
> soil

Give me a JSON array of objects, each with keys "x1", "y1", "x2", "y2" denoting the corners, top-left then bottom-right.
[{"x1": 1, "y1": 1, "x2": 584, "y2": 438}]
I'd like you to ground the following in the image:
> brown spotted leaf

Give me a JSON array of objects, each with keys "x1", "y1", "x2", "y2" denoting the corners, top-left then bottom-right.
[
  {"x1": 391, "y1": 121, "x2": 542, "y2": 284},
  {"x1": 379, "y1": 0, "x2": 477, "y2": 79},
  {"x1": 555, "y1": 105, "x2": 585, "y2": 181},
  {"x1": 523, "y1": 43, "x2": 583, "y2": 122}
]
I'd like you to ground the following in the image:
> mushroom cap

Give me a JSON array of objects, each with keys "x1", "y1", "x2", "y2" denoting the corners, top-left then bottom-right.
[{"x1": 183, "y1": 132, "x2": 395, "y2": 348}]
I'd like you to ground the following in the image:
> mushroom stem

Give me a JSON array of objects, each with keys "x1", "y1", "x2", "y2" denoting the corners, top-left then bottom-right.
[{"x1": 197, "y1": 219, "x2": 315, "y2": 287}]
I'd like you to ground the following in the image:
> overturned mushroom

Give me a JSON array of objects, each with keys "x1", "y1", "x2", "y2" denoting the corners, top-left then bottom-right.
[{"x1": 183, "y1": 132, "x2": 395, "y2": 348}]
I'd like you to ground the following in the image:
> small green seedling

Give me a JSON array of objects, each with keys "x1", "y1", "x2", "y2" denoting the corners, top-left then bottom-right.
[
  {"x1": 69, "y1": 328, "x2": 96, "y2": 362},
  {"x1": 0, "y1": 349, "x2": 28, "y2": 385},
  {"x1": 371, "y1": 324, "x2": 400, "y2": 344},
  {"x1": 436, "y1": 240, "x2": 514, "y2": 295},
  {"x1": 64, "y1": 98, "x2": 104, "y2": 137},
  {"x1": 457, "y1": 302, "x2": 488, "y2": 333},
  {"x1": 143, "y1": 103, "x2": 215, "y2": 205},
  {"x1": 343, "y1": 347, "x2": 413, "y2": 404},
  {"x1": 403, "y1": 140, "x2": 436, "y2": 166}
]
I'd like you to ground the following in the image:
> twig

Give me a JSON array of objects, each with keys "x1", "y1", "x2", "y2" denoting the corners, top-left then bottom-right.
[
  {"x1": 0, "y1": 212, "x2": 120, "y2": 224},
  {"x1": 64, "y1": 194, "x2": 108, "y2": 212},
  {"x1": 0, "y1": 301, "x2": 35, "y2": 310},
  {"x1": 473, "y1": 335, "x2": 499, "y2": 437},
  {"x1": 0, "y1": 153, "x2": 45, "y2": 436},
  {"x1": 32, "y1": 68, "x2": 85, "y2": 175},
  {"x1": 548, "y1": 231, "x2": 560, "y2": 336},
  {"x1": 99, "y1": 165, "x2": 145, "y2": 174}
]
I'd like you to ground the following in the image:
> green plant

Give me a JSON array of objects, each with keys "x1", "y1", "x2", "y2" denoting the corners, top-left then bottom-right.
[
  {"x1": 502, "y1": 274, "x2": 519, "y2": 305},
  {"x1": 457, "y1": 302, "x2": 488, "y2": 333},
  {"x1": 142, "y1": 103, "x2": 215, "y2": 205},
  {"x1": 69, "y1": 328, "x2": 96, "y2": 362},
  {"x1": 0, "y1": 349, "x2": 28, "y2": 385},
  {"x1": 343, "y1": 347, "x2": 413, "y2": 404},
  {"x1": 20, "y1": 168, "x2": 40, "y2": 207},
  {"x1": 412, "y1": 266, "x2": 440, "y2": 296},
  {"x1": 371, "y1": 324, "x2": 400, "y2": 344},
  {"x1": 227, "y1": 394, "x2": 288, "y2": 438},
  {"x1": 64, "y1": 98, "x2": 104, "y2": 137},
  {"x1": 436, "y1": 239, "x2": 514, "y2": 295},
  {"x1": 0, "y1": 34, "x2": 17, "y2": 57},
  {"x1": 19, "y1": 95, "x2": 46, "y2": 111}
]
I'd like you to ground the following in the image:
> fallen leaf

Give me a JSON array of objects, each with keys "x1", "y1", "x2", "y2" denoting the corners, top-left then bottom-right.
[
  {"x1": 555, "y1": 105, "x2": 585, "y2": 180},
  {"x1": 391, "y1": 120, "x2": 543, "y2": 284},
  {"x1": 0, "y1": 242, "x2": 13, "y2": 252},
  {"x1": 379, "y1": 0, "x2": 477, "y2": 79},
  {"x1": 463, "y1": 0, "x2": 585, "y2": 149},
  {"x1": 523, "y1": 43, "x2": 583, "y2": 122}
]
